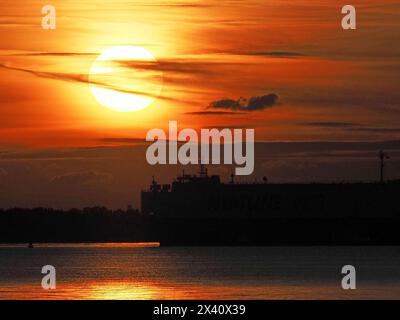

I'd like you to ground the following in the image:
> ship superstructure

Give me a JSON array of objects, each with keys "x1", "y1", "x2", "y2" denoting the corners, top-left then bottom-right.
[{"x1": 141, "y1": 165, "x2": 399, "y2": 219}]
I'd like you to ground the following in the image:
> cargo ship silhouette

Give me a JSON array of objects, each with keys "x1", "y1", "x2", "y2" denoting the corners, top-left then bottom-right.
[{"x1": 142, "y1": 153, "x2": 400, "y2": 246}]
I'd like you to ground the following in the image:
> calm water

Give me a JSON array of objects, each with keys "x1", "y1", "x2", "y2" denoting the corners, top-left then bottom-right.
[{"x1": 0, "y1": 244, "x2": 400, "y2": 300}]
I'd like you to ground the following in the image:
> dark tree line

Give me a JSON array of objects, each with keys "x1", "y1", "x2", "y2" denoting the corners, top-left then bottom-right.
[{"x1": 0, "y1": 207, "x2": 158, "y2": 243}]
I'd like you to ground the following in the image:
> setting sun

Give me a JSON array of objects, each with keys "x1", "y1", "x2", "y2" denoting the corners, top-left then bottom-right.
[
  {"x1": 89, "y1": 46, "x2": 163, "y2": 112},
  {"x1": 1, "y1": 0, "x2": 400, "y2": 304}
]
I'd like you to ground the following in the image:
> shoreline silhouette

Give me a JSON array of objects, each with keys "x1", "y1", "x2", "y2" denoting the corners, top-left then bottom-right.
[{"x1": 1, "y1": 171, "x2": 399, "y2": 246}]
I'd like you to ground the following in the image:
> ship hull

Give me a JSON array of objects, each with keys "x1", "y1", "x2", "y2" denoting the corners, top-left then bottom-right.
[
  {"x1": 155, "y1": 217, "x2": 400, "y2": 246},
  {"x1": 142, "y1": 178, "x2": 400, "y2": 246}
]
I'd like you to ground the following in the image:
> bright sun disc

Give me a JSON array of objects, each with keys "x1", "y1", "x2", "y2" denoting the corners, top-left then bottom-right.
[{"x1": 89, "y1": 46, "x2": 163, "y2": 112}]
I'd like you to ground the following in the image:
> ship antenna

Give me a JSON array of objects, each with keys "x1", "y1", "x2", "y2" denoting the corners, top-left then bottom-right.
[
  {"x1": 150, "y1": 176, "x2": 157, "y2": 191},
  {"x1": 379, "y1": 150, "x2": 390, "y2": 183},
  {"x1": 199, "y1": 163, "x2": 208, "y2": 177}
]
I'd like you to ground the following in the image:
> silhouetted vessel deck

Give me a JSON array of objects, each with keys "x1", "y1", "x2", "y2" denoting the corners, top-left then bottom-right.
[{"x1": 141, "y1": 165, "x2": 400, "y2": 246}]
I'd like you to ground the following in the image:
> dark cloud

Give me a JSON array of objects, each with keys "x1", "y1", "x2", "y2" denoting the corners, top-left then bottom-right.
[
  {"x1": 185, "y1": 111, "x2": 246, "y2": 115},
  {"x1": 51, "y1": 171, "x2": 113, "y2": 185},
  {"x1": 209, "y1": 98, "x2": 242, "y2": 110},
  {"x1": 208, "y1": 93, "x2": 279, "y2": 112},
  {"x1": 203, "y1": 125, "x2": 253, "y2": 130},
  {"x1": 1, "y1": 140, "x2": 400, "y2": 209},
  {"x1": 303, "y1": 122, "x2": 400, "y2": 133},
  {"x1": 246, "y1": 51, "x2": 305, "y2": 58},
  {"x1": 348, "y1": 127, "x2": 400, "y2": 133},
  {"x1": 98, "y1": 138, "x2": 147, "y2": 145},
  {"x1": 246, "y1": 94, "x2": 280, "y2": 111},
  {"x1": 254, "y1": 140, "x2": 400, "y2": 154},
  {"x1": 303, "y1": 122, "x2": 358, "y2": 128}
]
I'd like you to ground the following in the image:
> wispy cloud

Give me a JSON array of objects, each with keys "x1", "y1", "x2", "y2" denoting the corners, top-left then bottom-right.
[
  {"x1": 348, "y1": 127, "x2": 400, "y2": 133},
  {"x1": 2, "y1": 52, "x2": 98, "y2": 57},
  {"x1": 51, "y1": 171, "x2": 113, "y2": 185},
  {"x1": 97, "y1": 138, "x2": 147, "y2": 145},
  {"x1": 118, "y1": 58, "x2": 247, "y2": 76},
  {"x1": 245, "y1": 51, "x2": 306, "y2": 58},
  {"x1": 303, "y1": 122, "x2": 400, "y2": 133},
  {"x1": 0, "y1": 63, "x2": 183, "y2": 103},
  {"x1": 303, "y1": 122, "x2": 357, "y2": 128},
  {"x1": 185, "y1": 111, "x2": 246, "y2": 115}
]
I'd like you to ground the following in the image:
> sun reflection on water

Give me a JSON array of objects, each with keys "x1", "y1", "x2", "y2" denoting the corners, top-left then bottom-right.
[{"x1": 1, "y1": 246, "x2": 400, "y2": 300}]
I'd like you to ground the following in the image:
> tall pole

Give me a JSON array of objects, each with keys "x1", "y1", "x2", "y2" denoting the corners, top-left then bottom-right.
[{"x1": 379, "y1": 150, "x2": 390, "y2": 183}]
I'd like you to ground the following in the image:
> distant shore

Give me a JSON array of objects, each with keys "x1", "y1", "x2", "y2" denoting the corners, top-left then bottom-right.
[{"x1": 1, "y1": 207, "x2": 400, "y2": 246}]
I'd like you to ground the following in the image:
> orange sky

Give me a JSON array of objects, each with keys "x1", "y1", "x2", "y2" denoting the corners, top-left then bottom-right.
[
  {"x1": 0, "y1": 0, "x2": 399, "y2": 148},
  {"x1": 1, "y1": 1, "x2": 400, "y2": 209}
]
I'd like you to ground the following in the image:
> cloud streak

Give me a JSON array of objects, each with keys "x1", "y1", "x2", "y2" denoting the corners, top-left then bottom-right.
[
  {"x1": 245, "y1": 51, "x2": 305, "y2": 58},
  {"x1": 51, "y1": 171, "x2": 113, "y2": 185},
  {"x1": 185, "y1": 111, "x2": 246, "y2": 115},
  {"x1": 0, "y1": 63, "x2": 183, "y2": 103},
  {"x1": 118, "y1": 58, "x2": 247, "y2": 76},
  {"x1": 303, "y1": 122, "x2": 357, "y2": 128},
  {"x1": 208, "y1": 93, "x2": 279, "y2": 112},
  {"x1": 1, "y1": 52, "x2": 98, "y2": 57},
  {"x1": 303, "y1": 122, "x2": 400, "y2": 133}
]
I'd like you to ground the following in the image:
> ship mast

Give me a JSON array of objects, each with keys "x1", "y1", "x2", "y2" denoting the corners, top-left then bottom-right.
[
  {"x1": 379, "y1": 150, "x2": 390, "y2": 183},
  {"x1": 150, "y1": 176, "x2": 158, "y2": 191},
  {"x1": 199, "y1": 163, "x2": 208, "y2": 177}
]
